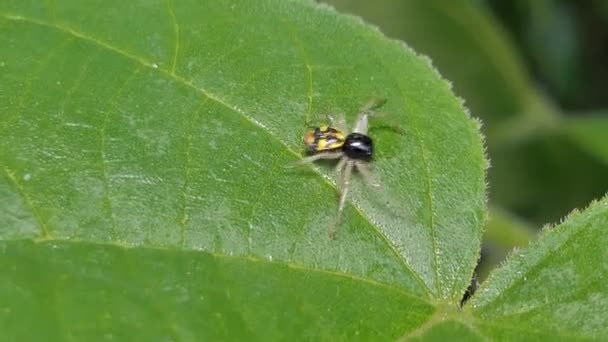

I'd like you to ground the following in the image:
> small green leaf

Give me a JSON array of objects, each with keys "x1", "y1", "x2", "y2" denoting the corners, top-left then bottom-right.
[
  {"x1": 472, "y1": 196, "x2": 608, "y2": 339},
  {"x1": 1, "y1": 0, "x2": 485, "y2": 338}
]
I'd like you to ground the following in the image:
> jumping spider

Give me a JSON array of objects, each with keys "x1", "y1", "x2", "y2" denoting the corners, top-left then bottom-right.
[{"x1": 291, "y1": 98, "x2": 388, "y2": 239}]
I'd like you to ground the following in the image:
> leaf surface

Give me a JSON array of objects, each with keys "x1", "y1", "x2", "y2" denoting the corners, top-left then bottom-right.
[
  {"x1": 0, "y1": 0, "x2": 486, "y2": 338},
  {"x1": 1, "y1": 240, "x2": 435, "y2": 341},
  {"x1": 471, "y1": 197, "x2": 608, "y2": 340}
]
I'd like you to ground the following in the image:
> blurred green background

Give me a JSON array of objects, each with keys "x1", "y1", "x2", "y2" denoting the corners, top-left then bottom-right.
[{"x1": 323, "y1": 0, "x2": 608, "y2": 280}]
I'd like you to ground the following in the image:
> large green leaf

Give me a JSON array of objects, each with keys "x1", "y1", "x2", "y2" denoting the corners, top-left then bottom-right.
[
  {"x1": 1, "y1": 240, "x2": 435, "y2": 340},
  {"x1": 0, "y1": 0, "x2": 486, "y2": 339},
  {"x1": 471, "y1": 197, "x2": 608, "y2": 340}
]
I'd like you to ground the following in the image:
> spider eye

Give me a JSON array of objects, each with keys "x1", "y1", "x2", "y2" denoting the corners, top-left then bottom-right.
[{"x1": 343, "y1": 133, "x2": 373, "y2": 161}]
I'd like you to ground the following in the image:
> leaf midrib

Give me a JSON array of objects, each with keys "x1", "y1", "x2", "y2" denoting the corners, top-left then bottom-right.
[
  {"x1": 0, "y1": 11, "x2": 432, "y2": 296},
  {"x1": 356, "y1": 28, "x2": 442, "y2": 296}
]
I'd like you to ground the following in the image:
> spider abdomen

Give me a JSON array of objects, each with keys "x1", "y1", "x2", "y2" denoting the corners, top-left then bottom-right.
[
  {"x1": 343, "y1": 133, "x2": 373, "y2": 161},
  {"x1": 303, "y1": 126, "x2": 346, "y2": 153}
]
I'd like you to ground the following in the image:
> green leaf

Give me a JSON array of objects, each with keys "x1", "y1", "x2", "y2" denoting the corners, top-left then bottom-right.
[
  {"x1": 471, "y1": 196, "x2": 608, "y2": 339},
  {"x1": 1, "y1": 240, "x2": 435, "y2": 340},
  {"x1": 0, "y1": 0, "x2": 486, "y2": 338}
]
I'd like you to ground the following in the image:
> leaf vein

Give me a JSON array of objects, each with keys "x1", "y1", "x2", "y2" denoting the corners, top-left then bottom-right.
[
  {"x1": 57, "y1": 49, "x2": 98, "y2": 119},
  {"x1": 165, "y1": 0, "x2": 180, "y2": 74},
  {"x1": 357, "y1": 29, "x2": 440, "y2": 296},
  {"x1": 3, "y1": 166, "x2": 51, "y2": 238},
  {"x1": 178, "y1": 99, "x2": 210, "y2": 248},
  {"x1": 281, "y1": 19, "x2": 315, "y2": 122},
  {"x1": 99, "y1": 67, "x2": 144, "y2": 240},
  {"x1": 409, "y1": 122, "x2": 441, "y2": 295},
  {"x1": 0, "y1": 37, "x2": 75, "y2": 130}
]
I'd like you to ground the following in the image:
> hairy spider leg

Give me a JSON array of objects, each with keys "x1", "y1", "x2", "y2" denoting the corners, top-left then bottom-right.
[
  {"x1": 354, "y1": 109, "x2": 405, "y2": 136},
  {"x1": 331, "y1": 160, "x2": 354, "y2": 239},
  {"x1": 360, "y1": 97, "x2": 387, "y2": 112},
  {"x1": 327, "y1": 114, "x2": 349, "y2": 134},
  {"x1": 335, "y1": 157, "x2": 348, "y2": 190},
  {"x1": 355, "y1": 98, "x2": 396, "y2": 135},
  {"x1": 288, "y1": 151, "x2": 344, "y2": 167},
  {"x1": 355, "y1": 161, "x2": 382, "y2": 189},
  {"x1": 354, "y1": 112, "x2": 370, "y2": 135}
]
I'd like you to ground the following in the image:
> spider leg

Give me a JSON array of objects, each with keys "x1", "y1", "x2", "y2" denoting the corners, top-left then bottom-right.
[
  {"x1": 355, "y1": 161, "x2": 384, "y2": 192},
  {"x1": 328, "y1": 114, "x2": 349, "y2": 133},
  {"x1": 354, "y1": 98, "x2": 389, "y2": 134},
  {"x1": 330, "y1": 160, "x2": 354, "y2": 239},
  {"x1": 353, "y1": 112, "x2": 370, "y2": 135},
  {"x1": 334, "y1": 157, "x2": 347, "y2": 192},
  {"x1": 287, "y1": 152, "x2": 344, "y2": 168},
  {"x1": 361, "y1": 97, "x2": 387, "y2": 112}
]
